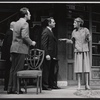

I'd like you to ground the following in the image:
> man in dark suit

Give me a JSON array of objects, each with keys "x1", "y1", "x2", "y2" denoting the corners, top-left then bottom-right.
[
  {"x1": 1, "y1": 21, "x2": 15, "y2": 91},
  {"x1": 7, "y1": 7, "x2": 36, "y2": 94},
  {"x1": 41, "y1": 17, "x2": 59, "y2": 90}
]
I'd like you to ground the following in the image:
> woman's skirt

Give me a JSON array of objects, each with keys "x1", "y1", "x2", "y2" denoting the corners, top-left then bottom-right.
[{"x1": 74, "y1": 51, "x2": 90, "y2": 73}]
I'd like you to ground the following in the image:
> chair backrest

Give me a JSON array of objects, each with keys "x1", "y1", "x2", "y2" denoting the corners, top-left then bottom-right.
[{"x1": 25, "y1": 49, "x2": 44, "y2": 70}]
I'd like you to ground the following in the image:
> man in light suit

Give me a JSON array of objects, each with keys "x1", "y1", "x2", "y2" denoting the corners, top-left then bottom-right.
[
  {"x1": 41, "y1": 17, "x2": 59, "y2": 90},
  {"x1": 7, "y1": 7, "x2": 36, "y2": 94}
]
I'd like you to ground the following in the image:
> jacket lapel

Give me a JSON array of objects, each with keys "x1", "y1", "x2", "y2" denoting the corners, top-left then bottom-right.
[{"x1": 47, "y1": 28, "x2": 57, "y2": 42}]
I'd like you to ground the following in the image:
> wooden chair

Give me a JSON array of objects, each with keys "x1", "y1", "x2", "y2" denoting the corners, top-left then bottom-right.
[{"x1": 17, "y1": 49, "x2": 44, "y2": 94}]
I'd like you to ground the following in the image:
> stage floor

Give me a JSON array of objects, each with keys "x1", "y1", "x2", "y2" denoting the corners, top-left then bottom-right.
[{"x1": 0, "y1": 85, "x2": 100, "y2": 98}]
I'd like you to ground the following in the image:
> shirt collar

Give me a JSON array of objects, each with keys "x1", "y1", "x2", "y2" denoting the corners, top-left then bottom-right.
[
  {"x1": 10, "y1": 28, "x2": 13, "y2": 31},
  {"x1": 20, "y1": 18, "x2": 26, "y2": 22},
  {"x1": 47, "y1": 26, "x2": 52, "y2": 32}
]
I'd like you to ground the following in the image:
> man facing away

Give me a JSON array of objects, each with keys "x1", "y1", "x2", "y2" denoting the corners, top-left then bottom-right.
[{"x1": 7, "y1": 7, "x2": 36, "y2": 94}]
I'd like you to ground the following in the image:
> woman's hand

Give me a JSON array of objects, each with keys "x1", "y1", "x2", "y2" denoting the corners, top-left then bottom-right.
[
  {"x1": 58, "y1": 38, "x2": 73, "y2": 44},
  {"x1": 58, "y1": 38, "x2": 67, "y2": 41}
]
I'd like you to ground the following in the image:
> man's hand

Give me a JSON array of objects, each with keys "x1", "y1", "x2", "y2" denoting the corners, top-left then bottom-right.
[
  {"x1": 32, "y1": 41, "x2": 36, "y2": 46},
  {"x1": 46, "y1": 55, "x2": 51, "y2": 60}
]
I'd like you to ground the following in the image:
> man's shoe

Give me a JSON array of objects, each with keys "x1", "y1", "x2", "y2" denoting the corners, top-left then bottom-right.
[
  {"x1": 16, "y1": 90, "x2": 24, "y2": 94},
  {"x1": 42, "y1": 87, "x2": 52, "y2": 90},
  {"x1": 7, "y1": 90, "x2": 23, "y2": 94},
  {"x1": 19, "y1": 90, "x2": 23, "y2": 94},
  {"x1": 52, "y1": 86, "x2": 61, "y2": 89},
  {"x1": 12, "y1": 91, "x2": 17, "y2": 94},
  {"x1": 7, "y1": 91, "x2": 13, "y2": 94}
]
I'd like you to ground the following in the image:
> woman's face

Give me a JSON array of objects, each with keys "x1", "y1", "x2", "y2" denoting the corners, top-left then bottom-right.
[{"x1": 73, "y1": 20, "x2": 80, "y2": 28}]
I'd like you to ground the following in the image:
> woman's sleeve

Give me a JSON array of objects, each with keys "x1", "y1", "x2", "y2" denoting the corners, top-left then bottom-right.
[
  {"x1": 85, "y1": 28, "x2": 92, "y2": 42},
  {"x1": 71, "y1": 30, "x2": 75, "y2": 44}
]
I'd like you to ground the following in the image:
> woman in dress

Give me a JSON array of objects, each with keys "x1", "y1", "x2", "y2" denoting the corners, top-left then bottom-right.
[{"x1": 59, "y1": 17, "x2": 91, "y2": 90}]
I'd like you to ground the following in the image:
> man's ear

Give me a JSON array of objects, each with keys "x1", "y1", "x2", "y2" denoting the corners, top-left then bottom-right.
[
  {"x1": 48, "y1": 22, "x2": 50, "y2": 26},
  {"x1": 25, "y1": 14, "x2": 27, "y2": 18}
]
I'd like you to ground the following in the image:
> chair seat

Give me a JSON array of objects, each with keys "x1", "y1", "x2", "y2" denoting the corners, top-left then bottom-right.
[{"x1": 17, "y1": 70, "x2": 42, "y2": 77}]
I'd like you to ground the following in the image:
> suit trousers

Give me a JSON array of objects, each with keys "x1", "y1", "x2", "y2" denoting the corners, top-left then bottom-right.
[
  {"x1": 49, "y1": 59, "x2": 59, "y2": 87},
  {"x1": 8, "y1": 53, "x2": 26, "y2": 92},
  {"x1": 42, "y1": 58, "x2": 59, "y2": 88},
  {"x1": 42, "y1": 58, "x2": 50, "y2": 88},
  {"x1": 4, "y1": 59, "x2": 11, "y2": 89}
]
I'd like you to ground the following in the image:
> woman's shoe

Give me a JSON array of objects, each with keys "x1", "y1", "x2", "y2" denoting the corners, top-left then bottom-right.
[
  {"x1": 85, "y1": 85, "x2": 91, "y2": 90},
  {"x1": 77, "y1": 86, "x2": 81, "y2": 90}
]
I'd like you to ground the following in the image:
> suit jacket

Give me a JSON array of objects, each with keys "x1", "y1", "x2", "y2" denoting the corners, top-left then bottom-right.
[
  {"x1": 41, "y1": 27, "x2": 57, "y2": 58},
  {"x1": 1, "y1": 29, "x2": 13, "y2": 60},
  {"x1": 10, "y1": 18, "x2": 32, "y2": 54}
]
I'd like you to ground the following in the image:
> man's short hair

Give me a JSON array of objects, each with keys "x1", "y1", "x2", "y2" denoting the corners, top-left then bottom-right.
[
  {"x1": 19, "y1": 7, "x2": 29, "y2": 18},
  {"x1": 42, "y1": 17, "x2": 54, "y2": 27},
  {"x1": 47, "y1": 17, "x2": 54, "y2": 24},
  {"x1": 44, "y1": 17, "x2": 54, "y2": 26}
]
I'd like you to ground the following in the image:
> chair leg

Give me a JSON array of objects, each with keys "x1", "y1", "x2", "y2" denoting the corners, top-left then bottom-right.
[
  {"x1": 36, "y1": 76, "x2": 39, "y2": 94},
  {"x1": 40, "y1": 76, "x2": 42, "y2": 93},
  {"x1": 17, "y1": 77, "x2": 19, "y2": 94},
  {"x1": 24, "y1": 79, "x2": 27, "y2": 93}
]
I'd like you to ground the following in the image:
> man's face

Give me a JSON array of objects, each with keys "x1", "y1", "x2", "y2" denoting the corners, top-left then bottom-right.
[
  {"x1": 49, "y1": 19, "x2": 56, "y2": 28},
  {"x1": 26, "y1": 10, "x2": 31, "y2": 20}
]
